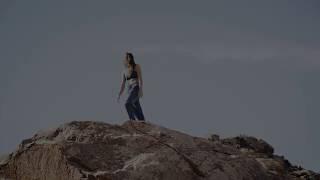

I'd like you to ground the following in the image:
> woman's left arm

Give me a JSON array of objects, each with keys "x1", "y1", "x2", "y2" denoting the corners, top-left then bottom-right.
[{"x1": 137, "y1": 64, "x2": 143, "y2": 97}]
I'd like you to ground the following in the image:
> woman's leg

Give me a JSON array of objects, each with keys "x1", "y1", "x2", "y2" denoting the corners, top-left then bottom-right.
[
  {"x1": 134, "y1": 99, "x2": 145, "y2": 121},
  {"x1": 125, "y1": 102, "x2": 136, "y2": 120},
  {"x1": 125, "y1": 85, "x2": 139, "y2": 120}
]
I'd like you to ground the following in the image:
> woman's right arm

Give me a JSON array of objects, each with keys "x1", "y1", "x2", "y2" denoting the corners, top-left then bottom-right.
[{"x1": 118, "y1": 73, "x2": 126, "y2": 97}]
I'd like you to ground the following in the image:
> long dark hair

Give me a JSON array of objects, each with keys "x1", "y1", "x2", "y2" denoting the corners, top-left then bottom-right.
[{"x1": 126, "y1": 52, "x2": 136, "y2": 71}]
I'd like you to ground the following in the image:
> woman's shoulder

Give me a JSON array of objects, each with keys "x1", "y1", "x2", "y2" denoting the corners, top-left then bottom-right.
[
  {"x1": 122, "y1": 68, "x2": 129, "y2": 75},
  {"x1": 135, "y1": 64, "x2": 141, "y2": 70}
]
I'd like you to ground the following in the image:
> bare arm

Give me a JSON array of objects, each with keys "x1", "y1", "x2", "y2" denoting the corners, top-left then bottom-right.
[
  {"x1": 118, "y1": 72, "x2": 126, "y2": 97},
  {"x1": 136, "y1": 64, "x2": 143, "y2": 89}
]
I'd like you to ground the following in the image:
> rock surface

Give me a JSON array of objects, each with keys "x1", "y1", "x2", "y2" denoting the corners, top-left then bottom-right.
[{"x1": 0, "y1": 120, "x2": 319, "y2": 180}]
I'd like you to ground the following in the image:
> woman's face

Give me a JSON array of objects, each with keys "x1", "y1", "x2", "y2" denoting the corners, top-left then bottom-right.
[{"x1": 123, "y1": 54, "x2": 130, "y2": 67}]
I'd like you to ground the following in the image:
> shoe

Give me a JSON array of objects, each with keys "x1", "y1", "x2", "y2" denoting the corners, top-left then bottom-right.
[{"x1": 137, "y1": 120, "x2": 147, "y2": 124}]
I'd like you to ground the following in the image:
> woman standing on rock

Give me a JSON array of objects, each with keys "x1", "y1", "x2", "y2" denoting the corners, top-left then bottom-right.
[{"x1": 117, "y1": 52, "x2": 146, "y2": 122}]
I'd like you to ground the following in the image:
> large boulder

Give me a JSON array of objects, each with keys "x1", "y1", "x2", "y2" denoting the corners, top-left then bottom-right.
[{"x1": 0, "y1": 120, "x2": 319, "y2": 180}]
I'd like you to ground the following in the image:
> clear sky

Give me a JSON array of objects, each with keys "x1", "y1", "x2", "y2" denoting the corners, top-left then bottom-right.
[{"x1": 0, "y1": 0, "x2": 319, "y2": 172}]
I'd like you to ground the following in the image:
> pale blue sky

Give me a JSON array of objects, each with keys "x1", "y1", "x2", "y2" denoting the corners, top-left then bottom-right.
[{"x1": 0, "y1": 0, "x2": 319, "y2": 171}]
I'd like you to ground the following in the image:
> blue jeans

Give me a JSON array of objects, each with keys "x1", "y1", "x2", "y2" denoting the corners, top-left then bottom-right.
[{"x1": 125, "y1": 84, "x2": 145, "y2": 120}]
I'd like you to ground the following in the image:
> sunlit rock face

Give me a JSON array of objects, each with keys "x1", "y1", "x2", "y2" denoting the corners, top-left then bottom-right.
[{"x1": 0, "y1": 120, "x2": 319, "y2": 180}]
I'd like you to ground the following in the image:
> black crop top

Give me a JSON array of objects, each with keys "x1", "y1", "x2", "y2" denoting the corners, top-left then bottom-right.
[{"x1": 125, "y1": 67, "x2": 138, "y2": 80}]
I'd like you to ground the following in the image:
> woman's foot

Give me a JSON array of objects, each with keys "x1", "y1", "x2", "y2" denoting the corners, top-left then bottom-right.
[{"x1": 137, "y1": 119, "x2": 147, "y2": 123}]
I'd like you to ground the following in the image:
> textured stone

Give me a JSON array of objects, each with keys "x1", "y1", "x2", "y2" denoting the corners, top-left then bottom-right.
[{"x1": 0, "y1": 120, "x2": 318, "y2": 180}]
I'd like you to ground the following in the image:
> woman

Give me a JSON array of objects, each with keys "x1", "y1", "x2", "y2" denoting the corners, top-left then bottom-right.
[{"x1": 117, "y1": 52, "x2": 146, "y2": 122}]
